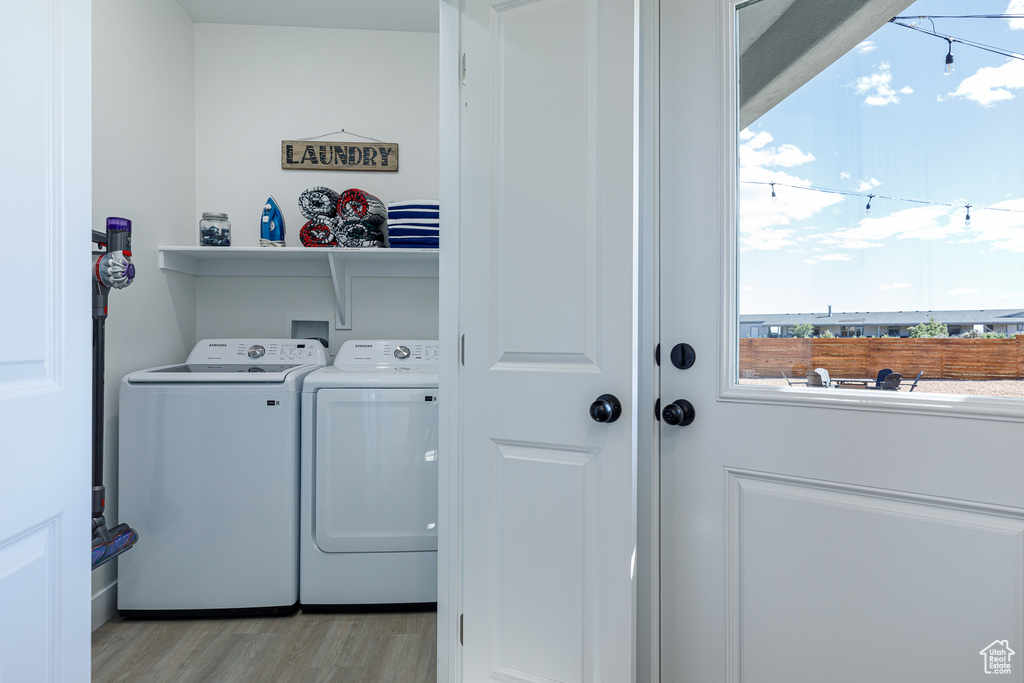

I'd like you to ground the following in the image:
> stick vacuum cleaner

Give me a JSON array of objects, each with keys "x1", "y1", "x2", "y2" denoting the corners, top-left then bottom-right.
[{"x1": 91, "y1": 217, "x2": 139, "y2": 570}]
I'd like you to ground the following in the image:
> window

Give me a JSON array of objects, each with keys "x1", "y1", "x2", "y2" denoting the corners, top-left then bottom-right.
[{"x1": 736, "y1": 0, "x2": 1024, "y2": 401}]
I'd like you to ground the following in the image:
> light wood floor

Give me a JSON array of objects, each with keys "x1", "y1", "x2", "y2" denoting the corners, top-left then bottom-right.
[{"x1": 91, "y1": 610, "x2": 437, "y2": 683}]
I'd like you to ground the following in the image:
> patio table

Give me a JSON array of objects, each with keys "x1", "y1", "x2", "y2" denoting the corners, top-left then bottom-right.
[{"x1": 832, "y1": 378, "x2": 873, "y2": 389}]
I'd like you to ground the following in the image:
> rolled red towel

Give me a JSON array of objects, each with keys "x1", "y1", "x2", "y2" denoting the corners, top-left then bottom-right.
[
  {"x1": 337, "y1": 188, "x2": 386, "y2": 227},
  {"x1": 299, "y1": 218, "x2": 337, "y2": 247}
]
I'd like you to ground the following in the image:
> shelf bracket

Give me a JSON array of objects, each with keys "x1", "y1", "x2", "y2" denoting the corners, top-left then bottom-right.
[{"x1": 326, "y1": 252, "x2": 439, "y2": 330}]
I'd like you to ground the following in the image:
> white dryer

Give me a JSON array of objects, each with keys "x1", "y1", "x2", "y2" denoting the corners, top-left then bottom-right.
[
  {"x1": 300, "y1": 340, "x2": 439, "y2": 607},
  {"x1": 117, "y1": 339, "x2": 326, "y2": 616}
]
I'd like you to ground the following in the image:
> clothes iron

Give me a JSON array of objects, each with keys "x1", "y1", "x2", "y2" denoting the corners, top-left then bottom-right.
[{"x1": 260, "y1": 195, "x2": 286, "y2": 246}]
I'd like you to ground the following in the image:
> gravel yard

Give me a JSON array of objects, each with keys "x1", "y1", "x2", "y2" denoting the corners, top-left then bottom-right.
[{"x1": 739, "y1": 378, "x2": 1024, "y2": 398}]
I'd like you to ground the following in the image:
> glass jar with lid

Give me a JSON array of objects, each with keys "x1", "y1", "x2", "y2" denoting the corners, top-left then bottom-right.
[{"x1": 199, "y1": 212, "x2": 231, "y2": 246}]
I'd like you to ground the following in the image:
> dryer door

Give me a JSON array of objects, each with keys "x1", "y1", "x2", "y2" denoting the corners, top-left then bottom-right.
[{"x1": 314, "y1": 388, "x2": 438, "y2": 553}]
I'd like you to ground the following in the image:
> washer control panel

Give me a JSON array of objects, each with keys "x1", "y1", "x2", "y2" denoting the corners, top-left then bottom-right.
[
  {"x1": 334, "y1": 340, "x2": 440, "y2": 366},
  {"x1": 186, "y1": 339, "x2": 328, "y2": 366}
]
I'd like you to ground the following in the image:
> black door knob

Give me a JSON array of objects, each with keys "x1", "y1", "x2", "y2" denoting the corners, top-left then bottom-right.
[
  {"x1": 662, "y1": 399, "x2": 695, "y2": 426},
  {"x1": 590, "y1": 394, "x2": 622, "y2": 423}
]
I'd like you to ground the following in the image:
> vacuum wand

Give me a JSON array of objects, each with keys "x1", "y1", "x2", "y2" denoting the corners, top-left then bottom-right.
[{"x1": 91, "y1": 217, "x2": 138, "y2": 570}]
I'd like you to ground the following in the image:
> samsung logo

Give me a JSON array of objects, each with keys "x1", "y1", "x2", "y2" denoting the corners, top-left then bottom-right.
[
  {"x1": 210, "y1": 344, "x2": 227, "y2": 347},
  {"x1": 355, "y1": 344, "x2": 373, "y2": 348}
]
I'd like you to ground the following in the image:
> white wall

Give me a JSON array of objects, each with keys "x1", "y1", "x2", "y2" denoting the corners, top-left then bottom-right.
[
  {"x1": 92, "y1": 0, "x2": 197, "y2": 629},
  {"x1": 195, "y1": 276, "x2": 439, "y2": 345},
  {"x1": 194, "y1": 24, "x2": 440, "y2": 246},
  {"x1": 193, "y1": 24, "x2": 440, "y2": 351}
]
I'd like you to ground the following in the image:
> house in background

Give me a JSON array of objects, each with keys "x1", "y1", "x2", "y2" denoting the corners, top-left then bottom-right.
[{"x1": 740, "y1": 308, "x2": 1024, "y2": 339}]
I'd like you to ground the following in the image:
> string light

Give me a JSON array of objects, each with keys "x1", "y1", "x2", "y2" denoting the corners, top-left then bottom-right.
[
  {"x1": 965, "y1": 204, "x2": 972, "y2": 226},
  {"x1": 865, "y1": 194, "x2": 874, "y2": 215},
  {"x1": 743, "y1": 180, "x2": 1024, "y2": 218},
  {"x1": 889, "y1": 18, "x2": 1024, "y2": 63},
  {"x1": 770, "y1": 182, "x2": 777, "y2": 203}
]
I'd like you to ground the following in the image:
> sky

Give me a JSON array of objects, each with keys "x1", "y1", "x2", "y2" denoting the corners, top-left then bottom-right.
[{"x1": 738, "y1": 0, "x2": 1024, "y2": 315}]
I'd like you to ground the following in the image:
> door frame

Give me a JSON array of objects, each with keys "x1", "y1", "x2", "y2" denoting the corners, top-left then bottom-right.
[
  {"x1": 437, "y1": 0, "x2": 661, "y2": 679},
  {"x1": 438, "y1": 0, "x2": 462, "y2": 679}
]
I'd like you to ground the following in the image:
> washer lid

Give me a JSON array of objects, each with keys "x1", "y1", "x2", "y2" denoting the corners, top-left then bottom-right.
[
  {"x1": 126, "y1": 362, "x2": 319, "y2": 384},
  {"x1": 126, "y1": 338, "x2": 327, "y2": 384}
]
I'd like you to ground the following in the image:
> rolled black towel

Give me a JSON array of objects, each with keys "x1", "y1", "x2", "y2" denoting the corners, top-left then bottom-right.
[
  {"x1": 330, "y1": 218, "x2": 385, "y2": 248},
  {"x1": 298, "y1": 186, "x2": 339, "y2": 220}
]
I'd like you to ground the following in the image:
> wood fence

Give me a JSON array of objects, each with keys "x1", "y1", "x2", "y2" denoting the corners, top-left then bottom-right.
[{"x1": 739, "y1": 337, "x2": 1024, "y2": 381}]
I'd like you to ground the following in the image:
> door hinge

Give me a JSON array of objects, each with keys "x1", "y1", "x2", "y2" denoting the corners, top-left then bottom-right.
[
  {"x1": 460, "y1": 613, "x2": 464, "y2": 645},
  {"x1": 461, "y1": 53, "x2": 467, "y2": 85},
  {"x1": 460, "y1": 334, "x2": 465, "y2": 366}
]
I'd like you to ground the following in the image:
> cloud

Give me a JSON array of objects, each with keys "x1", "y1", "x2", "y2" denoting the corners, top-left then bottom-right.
[
  {"x1": 1010, "y1": 0, "x2": 1024, "y2": 30},
  {"x1": 840, "y1": 171, "x2": 851, "y2": 180},
  {"x1": 948, "y1": 288, "x2": 980, "y2": 295},
  {"x1": 856, "y1": 41, "x2": 876, "y2": 54},
  {"x1": 738, "y1": 131, "x2": 815, "y2": 168},
  {"x1": 740, "y1": 128, "x2": 772, "y2": 148},
  {"x1": 877, "y1": 282, "x2": 913, "y2": 291},
  {"x1": 742, "y1": 226, "x2": 798, "y2": 251},
  {"x1": 856, "y1": 178, "x2": 881, "y2": 192},
  {"x1": 813, "y1": 205, "x2": 963, "y2": 249},
  {"x1": 945, "y1": 59, "x2": 1024, "y2": 107},
  {"x1": 738, "y1": 128, "x2": 843, "y2": 250},
  {"x1": 963, "y1": 198, "x2": 1024, "y2": 251},
  {"x1": 817, "y1": 253, "x2": 852, "y2": 261},
  {"x1": 855, "y1": 63, "x2": 911, "y2": 106},
  {"x1": 999, "y1": 292, "x2": 1024, "y2": 300}
]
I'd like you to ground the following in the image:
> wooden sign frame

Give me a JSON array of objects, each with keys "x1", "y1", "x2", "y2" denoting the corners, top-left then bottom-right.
[{"x1": 281, "y1": 140, "x2": 399, "y2": 172}]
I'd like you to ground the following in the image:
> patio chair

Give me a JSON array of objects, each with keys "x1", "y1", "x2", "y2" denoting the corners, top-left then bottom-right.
[
  {"x1": 874, "y1": 368, "x2": 893, "y2": 388},
  {"x1": 867, "y1": 372, "x2": 902, "y2": 390},
  {"x1": 780, "y1": 371, "x2": 806, "y2": 386},
  {"x1": 906, "y1": 370, "x2": 923, "y2": 392},
  {"x1": 806, "y1": 367, "x2": 832, "y2": 388}
]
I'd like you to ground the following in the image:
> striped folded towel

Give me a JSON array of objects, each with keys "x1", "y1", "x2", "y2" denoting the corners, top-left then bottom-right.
[
  {"x1": 387, "y1": 227, "x2": 439, "y2": 238},
  {"x1": 387, "y1": 220, "x2": 440, "y2": 228},
  {"x1": 388, "y1": 199, "x2": 439, "y2": 222},
  {"x1": 388, "y1": 199, "x2": 439, "y2": 211},
  {"x1": 388, "y1": 236, "x2": 439, "y2": 248},
  {"x1": 389, "y1": 210, "x2": 439, "y2": 221}
]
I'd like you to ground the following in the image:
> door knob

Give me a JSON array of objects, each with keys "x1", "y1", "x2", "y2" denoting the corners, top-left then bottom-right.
[
  {"x1": 662, "y1": 399, "x2": 695, "y2": 426},
  {"x1": 590, "y1": 394, "x2": 622, "y2": 423}
]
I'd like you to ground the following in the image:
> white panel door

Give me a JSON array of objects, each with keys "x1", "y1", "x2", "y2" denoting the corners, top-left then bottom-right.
[
  {"x1": 0, "y1": 0, "x2": 91, "y2": 679},
  {"x1": 660, "y1": 1, "x2": 1024, "y2": 681},
  {"x1": 459, "y1": 0, "x2": 635, "y2": 679}
]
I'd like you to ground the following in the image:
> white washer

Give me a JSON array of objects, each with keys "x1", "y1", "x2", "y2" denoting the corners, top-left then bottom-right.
[
  {"x1": 300, "y1": 340, "x2": 439, "y2": 607},
  {"x1": 117, "y1": 339, "x2": 326, "y2": 616}
]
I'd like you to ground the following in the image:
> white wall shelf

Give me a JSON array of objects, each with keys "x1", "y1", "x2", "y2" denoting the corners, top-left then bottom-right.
[{"x1": 158, "y1": 246, "x2": 439, "y2": 329}]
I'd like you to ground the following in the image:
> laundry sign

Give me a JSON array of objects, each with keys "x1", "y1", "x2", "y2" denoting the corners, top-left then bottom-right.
[{"x1": 281, "y1": 141, "x2": 399, "y2": 172}]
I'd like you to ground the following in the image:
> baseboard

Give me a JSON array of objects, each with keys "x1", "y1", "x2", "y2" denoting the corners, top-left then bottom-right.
[{"x1": 92, "y1": 580, "x2": 117, "y2": 631}]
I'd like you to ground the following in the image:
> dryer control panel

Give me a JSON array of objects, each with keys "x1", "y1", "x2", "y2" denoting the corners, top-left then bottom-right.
[
  {"x1": 334, "y1": 340, "x2": 440, "y2": 366},
  {"x1": 187, "y1": 339, "x2": 328, "y2": 367}
]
